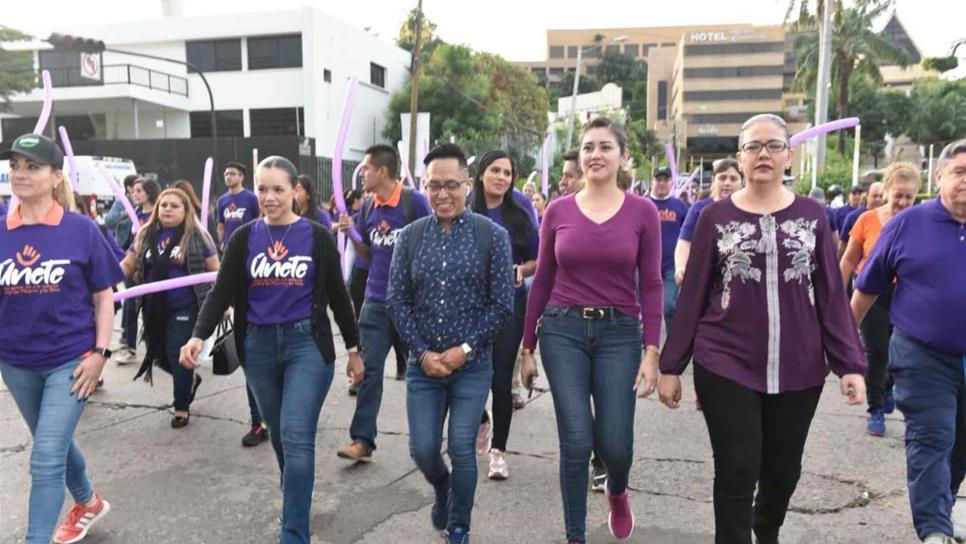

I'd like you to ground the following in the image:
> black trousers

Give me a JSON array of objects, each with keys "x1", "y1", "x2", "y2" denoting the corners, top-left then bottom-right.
[
  {"x1": 860, "y1": 285, "x2": 894, "y2": 411},
  {"x1": 694, "y1": 363, "x2": 823, "y2": 544}
]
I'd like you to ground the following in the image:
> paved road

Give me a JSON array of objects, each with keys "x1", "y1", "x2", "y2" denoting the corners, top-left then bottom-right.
[{"x1": 0, "y1": 322, "x2": 961, "y2": 543}]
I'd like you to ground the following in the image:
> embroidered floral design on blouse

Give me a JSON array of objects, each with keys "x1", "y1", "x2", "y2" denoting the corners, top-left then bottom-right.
[
  {"x1": 716, "y1": 220, "x2": 761, "y2": 309},
  {"x1": 780, "y1": 218, "x2": 818, "y2": 304}
]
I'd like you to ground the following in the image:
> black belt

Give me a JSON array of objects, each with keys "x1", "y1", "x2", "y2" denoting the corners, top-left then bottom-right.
[{"x1": 569, "y1": 306, "x2": 616, "y2": 320}]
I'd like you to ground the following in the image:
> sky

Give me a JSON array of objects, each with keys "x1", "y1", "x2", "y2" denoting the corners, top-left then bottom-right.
[{"x1": 3, "y1": 0, "x2": 963, "y2": 63}]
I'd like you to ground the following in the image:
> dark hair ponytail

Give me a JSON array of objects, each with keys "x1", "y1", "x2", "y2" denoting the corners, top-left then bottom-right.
[
  {"x1": 470, "y1": 150, "x2": 534, "y2": 259},
  {"x1": 258, "y1": 155, "x2": 298, "y2": 187}
]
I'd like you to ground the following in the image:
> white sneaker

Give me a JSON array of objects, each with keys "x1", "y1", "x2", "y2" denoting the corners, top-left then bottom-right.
[
  {"x1": 114, "y1": 348, "x2": 138, "y2": 365},
  {"x1": 954, "y1": 522, "x2": 966, "y2": 542},
  {"x1": 923, "y1": 533, "x2": 955, "y2": 544},
  {"x1": 488, "y1": 448, "x2": 509, "y2": 480}
]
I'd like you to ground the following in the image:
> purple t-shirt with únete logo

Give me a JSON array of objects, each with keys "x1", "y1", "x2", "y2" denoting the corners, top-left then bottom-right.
[
  {"x1": 0, "y1": 210, "x2": 124, "y2": 370},
  {"x1": 245, "y1": 218, "x2": 315, "y2": 324},
  {"x1": 359, "y1": 192, "x2": 432, "y2": 302},
  {"x1": 218, "y1": 189, "x2": 260, "y2": 245},
  {"x1": 136, "y1": 227, "x2": 215, "y2": 305}
]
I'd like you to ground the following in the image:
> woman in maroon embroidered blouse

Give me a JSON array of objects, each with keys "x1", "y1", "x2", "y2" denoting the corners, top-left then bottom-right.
[{"x1": 657, "y1": 114, "x2": 867, "y2": 544}]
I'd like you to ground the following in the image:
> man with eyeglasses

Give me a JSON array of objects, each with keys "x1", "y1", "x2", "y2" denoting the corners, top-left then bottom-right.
[
  {"x1": 387, "y1": 143, "x2": 514, "y2": 544},
  {"x1": 852, "y1": 140, "x2": 966, "y2": 544},
  {"x1": 336, "y1": 144, "x2": 432, "y2": 463}
]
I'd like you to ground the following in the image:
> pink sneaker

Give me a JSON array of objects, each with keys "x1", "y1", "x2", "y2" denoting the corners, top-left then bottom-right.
[{"x1": 607, "y1": 489, "x2": 634, "y2": 540}]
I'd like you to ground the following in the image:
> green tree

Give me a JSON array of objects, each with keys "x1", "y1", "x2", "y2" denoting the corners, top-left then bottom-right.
[
  {"x1": 847, "y1": 75, "x2": 912, "y2": 167},
  {"x1": 788, "y1": 0, "x2": 913, "y2": 153},
  {"x1": 396, "y1": 7, "x2": 441, "y2": 56},
  {"x1": 595, "y1": 50, "x2": 645, "y2": 84},
  {"x1": 0, "y1": 26, "x2": 36, "y2": 111},
  {"x1": 906, "y1": 78, "x2": 966, "y2": 149}
]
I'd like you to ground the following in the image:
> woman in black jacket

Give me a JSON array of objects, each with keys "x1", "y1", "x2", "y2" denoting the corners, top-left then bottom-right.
[
  {"x1": 179, "y1": 155, "x2": 363, "y2": 544},
  {"x1": 121, "y1": 187, "x2": 219, "y2": 428}
]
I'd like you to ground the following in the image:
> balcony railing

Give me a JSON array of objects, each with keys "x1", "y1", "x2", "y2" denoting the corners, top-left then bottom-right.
[{"x1": 38, "y1": 64, "x2": 188, "y2": 97}]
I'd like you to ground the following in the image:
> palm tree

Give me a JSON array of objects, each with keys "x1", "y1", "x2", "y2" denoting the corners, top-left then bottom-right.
[{"x1": 787, "y1": 0, "x2": 913, "y2": 153}]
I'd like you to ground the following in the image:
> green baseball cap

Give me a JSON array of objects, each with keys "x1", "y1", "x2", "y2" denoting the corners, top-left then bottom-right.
[{"x1": 0, "y1": 133, "x2": 65, "y2": 170}]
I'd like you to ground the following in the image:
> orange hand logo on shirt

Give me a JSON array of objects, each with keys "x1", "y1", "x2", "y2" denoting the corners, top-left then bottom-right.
[
  {"x1": 267, "y1": 240, "x2": 289, "y2": 262},
  {"x1": 16, "y1": 245, "x2": 40, "y2": 267}
]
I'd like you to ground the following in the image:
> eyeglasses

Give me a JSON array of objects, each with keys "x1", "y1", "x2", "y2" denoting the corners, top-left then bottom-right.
[
  {"x1": 425, "y1": 180, "x2": 466, "y2": 194},
  {"x1": 739, "y1": 140, "x2": 788, "y2": 154}
]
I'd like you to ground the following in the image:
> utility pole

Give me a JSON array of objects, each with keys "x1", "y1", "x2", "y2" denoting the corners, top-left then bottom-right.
[
  {"x1": 812, "y1": 0, "x2": 833, "y2": 189},
  {"x1": 407, "y1": 0, "x2": 423, "y2": 178},
  {"x1": 564, "y1": 46, "x2": 583, "y2": 151}
]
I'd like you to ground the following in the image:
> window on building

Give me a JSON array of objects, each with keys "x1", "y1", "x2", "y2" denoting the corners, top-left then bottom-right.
[
  {"x1": 581, "y1": 45, "x2": 601, "y2": 58},
  {"x1": 247, "y1": 34, "x2": 302, "y2": 70},
  {"x1": 39, "y1": 50, "x2": 101, "y2": 87},
  {"x1": 683, "y1": 65, "x2": 784, "y2": 78},
  {"x1": 549, "y1": 67, "x2": 564, "y2": 76},
  {"x1": 624, "y1": 44, "x2": 640, "y2": 57},
  {"x1": 605, "y1": 44, "x2": 620, "y2": 55},
  {"x1": 186, "y1": 39, "x2": 242, "y2": 73},
  {"x1": 3, "y1": 114, "x2": 104, "y2": 140},
  {"x1": 687, "y1": 112, "x2": 783, "y2": 124},
  {"x1": 549, "y1": 46, "x2": 565, "y2": 59},
  {"x1": 370, "y1": 62, "x2": 386, "y2": 88},
  {"x1": 683, "y1": 89, "x2": 784, "y2": 101},
  {"x1": 661, "y1": 42, "x2": 675, "y2": 47},
  {"x1": 684, "y1": 42, "x2": 785, "y2": 56},
  {"x1": 250, "y1": 107, "x2": 305, "y2": 136},
  {"x1": 323, "y1": 69, "x2": 332, "y2": 83},
  {"x1": 567, "y1": 46, "x2": 578, "y2": 58},
  {"x1": 190, "y1": 110, "x2": 244, "y2": 138},
  {"x1": 657, "y1": 81, "x2": 668, "y2": 120}
]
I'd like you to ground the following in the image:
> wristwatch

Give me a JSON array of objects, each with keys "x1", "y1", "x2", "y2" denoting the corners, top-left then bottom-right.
[
  {"x1": 92, "y1": 347, "x2": 112, "y2": 359},
  {"x1": 460, "y1": 342, "x2": 474, "y2": 360}
]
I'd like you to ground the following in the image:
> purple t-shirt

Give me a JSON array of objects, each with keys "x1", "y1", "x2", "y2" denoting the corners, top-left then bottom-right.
[
  {"x1": 649, "y1": 196, "x2": 690, "y2": 274},
  {"x1": 0, "y1": 208, "x2": 124, "y2": 370},
  {"x1": 359, "y1": 190, "x2": 431, "y2": 302},
  {"x1": 218, "y1": 190, "x2": 260, "y2": 245},
  {"x1": 246, "y1": 218, "x2": 315, "y2": 324},
  {"x1": 523, "y1": 194, "x2": 664, "y2": 349},
  {"x1": 856, "y1": 198, "x2": 966, "y2": 354},
  {"x1": 0, "y1": 201, "x2": 7, "y2": 217},
  {"x1": 680, "y1": 198, "x2": 713, "y2": 242},
  {"x1": 839, "y1": 205, "x2": 867, "y2": 243},
  {"x1": 313, "y1": 208, "x2": 333, "y2": 230},
  {"x1": 137, "y1": 227, "x2": 215, "y2": 305}
]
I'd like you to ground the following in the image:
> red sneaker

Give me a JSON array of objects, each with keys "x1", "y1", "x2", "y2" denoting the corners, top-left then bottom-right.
[
  {"x1": 607, "y1": 489, "x2": 635, "y2": 540},
  {"x1": 53, "y1": 491, "x2": 110, "y2": 543}
]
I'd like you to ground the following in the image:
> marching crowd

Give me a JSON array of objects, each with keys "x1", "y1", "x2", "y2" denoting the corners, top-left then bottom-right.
[{"x1": 0, "y1": 114, "x2": 964, "y2": 544}]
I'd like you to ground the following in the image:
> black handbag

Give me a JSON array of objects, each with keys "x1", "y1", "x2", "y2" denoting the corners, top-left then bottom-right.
[{"x1": 211, "y1": 319, "x2": 240, "y2": 376}]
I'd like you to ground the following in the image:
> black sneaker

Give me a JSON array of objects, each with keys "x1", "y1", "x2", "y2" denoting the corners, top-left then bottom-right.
[
  {"x1": 242, "y1": 424, "x2": 268, "y2": 447},
  {"x1": 591, "y1": 460, "x2": 606, "y2": 493}
]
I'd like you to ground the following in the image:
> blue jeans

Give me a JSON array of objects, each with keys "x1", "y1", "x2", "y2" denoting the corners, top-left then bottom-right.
[
  {"x1": 243, "y1": 319, "x2": 335, "y2": 544},
  {"x1": 350, "y1": 299, "x2": 407, "y2": 452},
  {"x1": 662, "y1": 268, "x2": 679, "y2": 335},
  {"x1": 153, "y1": 302, "x2": 197, "y2": 412},
  {"x1": 537, "y1": 305, "x2": 643, "y2": 542},
  {"x1": 0, "y1": 358, "x2": 94, "y2": 544},
  {"x1": 890, "y1": 330, "x2": 966, "y2": 539},
  {"x1": 407, "y1": 353, "x2": 492, "y2": 533}
]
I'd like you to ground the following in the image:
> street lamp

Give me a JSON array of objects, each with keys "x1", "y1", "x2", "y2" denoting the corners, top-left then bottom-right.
[{"x1": 564, "y1": 35, "x2": 627, "y2": 150}]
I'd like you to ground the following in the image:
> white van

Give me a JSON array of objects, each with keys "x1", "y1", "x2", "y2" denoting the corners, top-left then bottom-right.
[{"x1": 0, "y1": 155, "x2": 138, "y2": 199}]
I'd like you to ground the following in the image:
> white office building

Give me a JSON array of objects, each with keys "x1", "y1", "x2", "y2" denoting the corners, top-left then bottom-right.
[{"x1": 0, "y1": 3, "x2": 411, "y2": 162}]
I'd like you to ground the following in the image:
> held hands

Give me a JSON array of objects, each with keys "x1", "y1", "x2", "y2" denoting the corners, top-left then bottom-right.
[
  {"x1": 337, "y1": 213, "x2": 354, "y2": 233},
  {"x1": 420, "y1": 351, "x2": 451, "y2": 377},
  {"x1": 346, "y1": 351, "x2": 364, "y2": 385},
  {"x1": 439, "y1": 346, "x2": 467, "y2": 371},
  {"x1": 658, "y1": 375, "x2": 682, "y2": 409},
  {"x1": 71, "y1": 353, "x2": 108, "y2": 399},
  {"x1": 634, "y1": 348, "x2": 659, "y2": 398},
  {"x1": 840, "y1": 373, "x2": 866, "y2": 406},
  {"x1": 179, "y1": 337, "x2": 205, "y2": 370}
]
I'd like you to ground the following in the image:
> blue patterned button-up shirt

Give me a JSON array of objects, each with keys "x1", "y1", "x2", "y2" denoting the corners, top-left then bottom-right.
[{"x1": 387, "y1": 210, "x2": 514, "y2": 363}]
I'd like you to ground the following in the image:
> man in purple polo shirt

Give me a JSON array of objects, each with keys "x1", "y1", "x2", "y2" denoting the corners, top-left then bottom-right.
[
  {"x1": 852, "y1": 140, "x2": 966, "y2": 544},
  {"x1": 647, "y1": 165, "x2": 689, "y2": 334},
  {"x1": 336, "y1": 144, "x2": 431, "y2": 462},
  {"x1": 217, "y1": 161, "x2": 259, "y2": 249}
]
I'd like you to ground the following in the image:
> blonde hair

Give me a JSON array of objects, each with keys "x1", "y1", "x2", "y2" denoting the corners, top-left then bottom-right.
[
  {"x1": 882, "y1": 161, "x2": 921, "y2": 191},
  {"x1": 51, "y1": 169, "x2": 76, "y2": 211},
  {"x1": 133, "y1": 188, "x2": 214, "y2": 264}
]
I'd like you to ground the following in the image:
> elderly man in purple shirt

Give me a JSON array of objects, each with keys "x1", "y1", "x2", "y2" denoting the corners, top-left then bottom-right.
[{"x1": 852, "y1": 140, "x2": 966, "y2": 544}]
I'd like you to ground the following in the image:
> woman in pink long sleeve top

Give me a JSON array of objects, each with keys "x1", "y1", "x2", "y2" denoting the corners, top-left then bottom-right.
[
  {"x1": 657, "y1": 114, "x2": 866, "y2": 544},
  {"x1": 519, "y1": 117, "x2": 663, "y2": 544}
]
